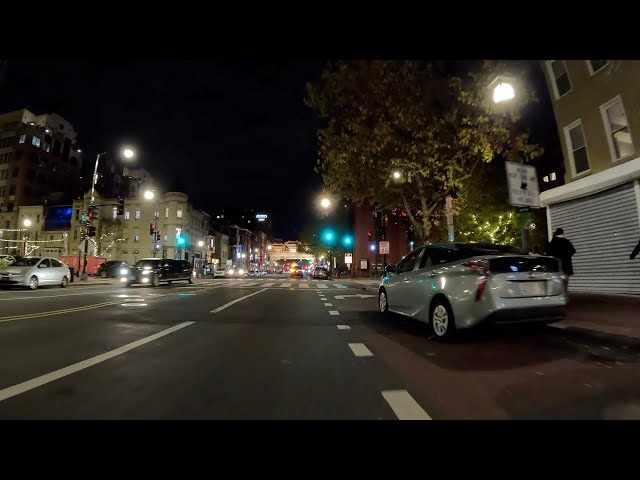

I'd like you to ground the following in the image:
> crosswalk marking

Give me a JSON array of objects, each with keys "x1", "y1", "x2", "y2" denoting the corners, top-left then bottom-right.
[
  {"x1": 298, "y1": 283, "x2": 309, "y2": 288},
  {"x1": 281, "y1": 283, "x2": 292, "y2": 288},
  {"x1": 262, "y1": 282, "x2": 275, "y2": 287},
  {"x1": 315, "y1": 283, "x2": 328, "y2": 289}
]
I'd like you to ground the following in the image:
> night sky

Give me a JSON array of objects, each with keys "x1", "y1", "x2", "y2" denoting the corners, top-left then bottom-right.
[{"x1": 0, "y1": 60, "x2": 558, "y2": 240}]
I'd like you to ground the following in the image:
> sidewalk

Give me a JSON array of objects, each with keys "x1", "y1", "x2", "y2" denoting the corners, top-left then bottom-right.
[
  {"x1": 68, "y1": 275, "x2": 116, "y2": 287},
  {"x1": 556, "y1": 293, "x2": 640, "y2": 340}
]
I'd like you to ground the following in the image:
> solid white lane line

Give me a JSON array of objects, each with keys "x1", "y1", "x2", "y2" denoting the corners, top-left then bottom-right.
[
  {"x1": 210, "y1": 289, "x2": 267, "y2": 313},
  {"x1": 381, "y1": 390, "x2": 432, "y2": 420},
  {"x1": 315, "y1": 284, "x2": 328, "y2": 289},
  {"x1": 262, "y1": 283, "x2": 275, "y2": 287},
  {"x1": 348, "y1": 343, "x2": 373, "y2": 357},
  {"x1": 280, "y1": 283, "x2": 292, "y2": 288},
  {"x1": 329, "y1": 310, "x2": 340, "y2": 315},
  {"x1": 0, "y1": 289, "x2": 127, "y2": 301},
  {"x1": 298, "y1": 283, "x2": 309, "y2": 288},
  {"x1": 337, "y1": 325, "x2": 351, "y2": 330},
  {"x1": 324, "y1": 303, "x2": 333, "y2": 306},
  {"x1": 0, "y1": 321, "x2": 194, "y2": 403}
]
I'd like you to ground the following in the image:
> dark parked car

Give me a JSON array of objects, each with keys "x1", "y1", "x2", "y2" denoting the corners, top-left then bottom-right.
[
  {"x1": 121, "y1": 258, "x2": 193, "y2": 287},
  {"x1": 97, "y1": 260, "x2": 130, "y2": 278}
]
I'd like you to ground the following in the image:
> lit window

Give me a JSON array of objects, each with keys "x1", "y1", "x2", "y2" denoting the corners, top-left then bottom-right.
[
  {"x1": 564, "y1": 120, "x2": 590, "y2": 176},
  {"x1": 163, "y1": 234, "x2": 167, "y2": 241},
  {"x1": 177, "y1": 207, "x2": 183, "y2": 219},
  {"x1": 165, "y1": 207, "x2": 169, "y2": 218},
  {"x1": 19, "y1": 134, "x2": 26, "y2": 144},
  {"x1": 112, "y1": 207, "x2": 117, "y2": 220},
  {"x1": 43, "y1": 143, "x2": 51, "y2": 152},
  {"x1": 124, "y1": 211, "x2": 130, "y2": 220},
  {"x1": 550, "y1": 172, "x2": 557, "y2": 181},
  {"x1": 135, "y1": 209, "x2": 141, "y2": 220},
  {"x1": 543, "y1": 176, "x2": 549, "y2": 183},
  {"x1": 32, "y1": 136, "x2": 41, "y2": 147},
  {"x1": 587, "y1": 60, "x2": 608, "y2": 75},
  {"x1": 154, "y1": 211, "x2": 160, "y2": 219},
  {"x1": 600, "y1": 96, "x2": 634, "y2": 160},
  {"x1": 546, "y1": 60, "x2": 571, "y2": 99}
]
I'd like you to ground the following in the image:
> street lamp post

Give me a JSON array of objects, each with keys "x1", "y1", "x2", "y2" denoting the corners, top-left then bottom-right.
[
  {"x1": 22, "y1": 218, "x2": 31, "y2": 256},
  {"x1": 489, "y1": 75, "x2": 529, "y2": 252}
]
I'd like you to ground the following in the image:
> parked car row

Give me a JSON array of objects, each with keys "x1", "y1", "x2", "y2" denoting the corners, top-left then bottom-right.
[{"x1": 0, "y1": 256, "x2": 71, "y2": 289}]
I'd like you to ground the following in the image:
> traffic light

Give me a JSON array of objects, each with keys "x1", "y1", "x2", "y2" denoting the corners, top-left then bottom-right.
[
  {"x1": 367, "y1": 231, "x2": 373, "y2": 242},
  {"x1": 392, "y1": 208, "x2": 398, "y2": 225},
  {"x1": 116, "y1": 197, "x2": 125, "y2": 216},
  {"x1": 154, "y1": 229, "x2": 161, "y2": 241},
  {"x1": 87, "y1": 226, "x2": 96, "y2": 237},
  {"x1": 80, "y1": 212, "x2": 89, "y2": 226},
  {"x1": 150, "y1": 223, "x2": 155, "y2": 235}
]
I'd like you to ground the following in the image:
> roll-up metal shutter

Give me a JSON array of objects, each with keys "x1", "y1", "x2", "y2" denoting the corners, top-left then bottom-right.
[{"x1": 549, "y1": 181, "x2": 640, "y2": 294}]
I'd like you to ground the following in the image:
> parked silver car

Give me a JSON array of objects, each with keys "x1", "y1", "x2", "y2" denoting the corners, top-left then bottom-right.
[
  {"x1": 379, "y1": 243, "x2": 568, "y2": 340},
  {"x1": 0, "y1": 256, "x2": 71, "y2": 289}
]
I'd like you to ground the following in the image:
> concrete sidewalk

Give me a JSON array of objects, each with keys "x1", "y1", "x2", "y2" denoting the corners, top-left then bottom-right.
[{"x1": 556, "y1": 293, "x2": 640, "y2": 340}]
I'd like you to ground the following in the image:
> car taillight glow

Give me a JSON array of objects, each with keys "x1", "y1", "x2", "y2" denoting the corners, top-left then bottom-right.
[{"x1": 475, "y1": 276, "x2": 488, "y2": 301}]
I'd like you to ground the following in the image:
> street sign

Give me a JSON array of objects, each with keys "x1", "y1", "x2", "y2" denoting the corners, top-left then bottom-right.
[
  {"x1": 77, "y1": 239, "x2": 96, "y2": 255},
  {"x1": 505, "y1": 161, "x2": 540, "y2": 208},
  {"x1": 360, "y1": 259, "x2": 368, "y2": 270},
  {"x1": 345, "y1": 253, "x2": 353, "y2": 264},
  {"x1": 379, "y1": 241, "x2": 390, "y2": 255}
]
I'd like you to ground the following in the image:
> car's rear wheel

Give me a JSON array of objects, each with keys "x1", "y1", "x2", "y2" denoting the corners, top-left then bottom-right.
[
  {"x1": 60, "y1": 276, "x2": 68, "y2": 288},
  {"x1": 29, "y1": 276, "x2": 38, "y2": 290},
  {"x1": 379, "y1": 289, "x2": 390, "y2": 315},
  {"x1": 430, "y1": 297, "x2": 456, "y2": 340},
  {"x1": 100, "y1": 271, "x2": 107, "y2": 278}
]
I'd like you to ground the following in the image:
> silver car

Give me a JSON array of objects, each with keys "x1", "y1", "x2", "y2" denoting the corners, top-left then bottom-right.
[
  {"x1": 379, "y1": 243, "x2": 568, "y2": 340},
  {"x1": 0, "y1": 256, "x2": 71, "y2": 290}
]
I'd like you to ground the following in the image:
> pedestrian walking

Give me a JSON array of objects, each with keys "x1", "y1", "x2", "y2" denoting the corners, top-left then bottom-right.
[
  {"x1": 546, "y1": 228, "x2": 576, "y2": 276},
  {"x1": 631, "y1": 238, "x2": 640, "y2": 260}
]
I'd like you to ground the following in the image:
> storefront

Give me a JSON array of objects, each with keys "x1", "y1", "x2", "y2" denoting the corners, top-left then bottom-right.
[{"x1": 540, "y1": 158, "x2": 640, "y2": 294}]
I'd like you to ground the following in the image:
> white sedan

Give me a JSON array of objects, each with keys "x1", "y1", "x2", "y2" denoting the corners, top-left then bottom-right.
[{"x1": 0, "y1": 256, "x2": 71, "y2": 289}]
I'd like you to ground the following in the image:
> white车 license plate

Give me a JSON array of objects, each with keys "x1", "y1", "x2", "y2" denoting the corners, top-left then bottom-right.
[{"x1": 519, "y1": 281, "x2": 546, "y2": 296}]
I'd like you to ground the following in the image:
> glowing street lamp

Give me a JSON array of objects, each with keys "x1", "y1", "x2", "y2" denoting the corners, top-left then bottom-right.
[
  {"x1": 144, "y1": 190, "x2": 155, "y2": 200},
  {"x1": 197, "y1": 240, "x2": 204, "y2": 247},
  {"x1": 321, "y1": 198, "x2": 331, "y2": 209},
  {"x1": 123, "y1": 148, "x2": 135, "y2": 159},
  {"x1": 23, "y1": 218, "x2": 32, "y2": 227},
  {"x1": 267, "y1": 244, "x2": 272, "y2": 250},
  {"x1": 392, "y1": 170, "x2": 401, "y2": 180}
]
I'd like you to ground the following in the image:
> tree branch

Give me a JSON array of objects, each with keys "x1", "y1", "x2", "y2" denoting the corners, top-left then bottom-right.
[{"x1": 401, "y1": 191, "x2": 423, "y2": 242}]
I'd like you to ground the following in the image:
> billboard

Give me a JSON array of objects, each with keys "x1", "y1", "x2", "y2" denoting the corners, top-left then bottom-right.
[{"x1": 44, "y1": 206, "x2": 73, "y2": 231}]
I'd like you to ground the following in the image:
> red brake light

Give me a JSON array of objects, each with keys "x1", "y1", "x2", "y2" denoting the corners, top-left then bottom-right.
[
  {"x1": 464, "y1": 260, "x2": 490, "y2": 276},
  {"x1": 475, "y1": 277, "x2": 488, "y2": 301}
]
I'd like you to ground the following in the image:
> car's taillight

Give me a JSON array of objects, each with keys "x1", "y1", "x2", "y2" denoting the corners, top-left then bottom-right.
[
  {"x1": 464, "y1": 260, "x2": 490, "y2": 276},
  {"x1": 475, "y1": 276, "x2": 488, "y2": 301}
]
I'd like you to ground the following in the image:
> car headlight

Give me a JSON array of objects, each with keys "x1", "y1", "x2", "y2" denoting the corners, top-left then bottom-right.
[
  {"x1": 142, "y1": 270, "x2": 151, "y2": 275},
  {"x1": 120, "y1": 268, "x2": 128, "y2": 275},
  {"x1": 228, "y1": 269, "x2": 235, "y2": 275},
  {"x1": 238, "y1": 269, "x2": 244, "y2": 275}
]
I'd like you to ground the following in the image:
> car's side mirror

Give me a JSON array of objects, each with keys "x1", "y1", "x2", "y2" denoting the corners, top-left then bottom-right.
[{"x1": 385, "y1": 265, "x2": 396, "y2": 274}]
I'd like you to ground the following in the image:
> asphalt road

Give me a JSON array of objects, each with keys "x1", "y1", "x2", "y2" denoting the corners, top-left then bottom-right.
[{"x1": 1, "y1": 274, "x2": 639, "y2": 419}]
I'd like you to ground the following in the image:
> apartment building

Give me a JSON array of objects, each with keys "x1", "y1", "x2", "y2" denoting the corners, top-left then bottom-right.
[{"x1": 540, "y1": 60, "x2": 640, "y2": 293}]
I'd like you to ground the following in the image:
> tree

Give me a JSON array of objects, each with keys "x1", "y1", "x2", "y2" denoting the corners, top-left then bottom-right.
[
  {"x1": 97, "y1": 218, "x2": 125, "y2": 256},
  {"x1": 305, "y1": 60, "x2": 541, "y2": 244}
]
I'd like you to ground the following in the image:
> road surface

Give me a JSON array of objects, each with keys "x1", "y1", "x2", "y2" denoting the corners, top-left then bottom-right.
[{"x1": 0, "y1": 275, "x2": 639, "y2": 419}]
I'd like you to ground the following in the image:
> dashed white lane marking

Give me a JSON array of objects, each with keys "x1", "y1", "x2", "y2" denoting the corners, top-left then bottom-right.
[
  {"x1": 0, "y1": 321, "x2": 194, "y2": 403},
  {"x1": 337, "y1": 325, "x2": 350, "y2": 330},
  {"x1": 324, "y1": 303, "x2": 333, "y2": 306},
  {"x1": 298, "y1": 283, "x2": 309, "y2": 288},
  {"x1": 381, "y1": 390, "x2": 432, "y2": 420},
  {"x1": 320, "y1": 298, "x2": 328, "y2": 302},
  {"x1": 316, "y1": 284, "x2": 328, "y2": 289},
  {"x1": 210, "y1": 289, "x2": 267, "y2": 313},
  {"x1": 348, "y1": 342, "x2": 373, "y2": 357},
  {"x1": 334, "y1": 284, "x2": 347, "y2": 289},
  {"x1": 329, "y1": 310, "x2": 339, "y2": 315},
  {"x1": 262, "y1": 283, "x2": 275, "y2": 287},
  {"x1": 281, "y1": 283, "x2": 292, "y2": 288}
]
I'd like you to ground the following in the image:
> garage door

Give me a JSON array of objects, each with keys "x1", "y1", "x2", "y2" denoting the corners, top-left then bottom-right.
[{"x1": 549, "y1": 181, "x2": 640, "y2": 294}]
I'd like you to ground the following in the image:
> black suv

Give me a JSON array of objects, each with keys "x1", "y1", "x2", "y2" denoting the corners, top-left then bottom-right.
[
  {"x1": 97, "y1": 260, "x2": 129, "y2": 278},
  {"x1": 122, "y1": 259, "x2": 193, "y2": 287}
]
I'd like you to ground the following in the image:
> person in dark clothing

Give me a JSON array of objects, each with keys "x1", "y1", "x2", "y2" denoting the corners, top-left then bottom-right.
[
  {"x1": 547, "y1": 228, "x2": 576, "y2": 276},
  {"x1": 631, "y1": 239, "x2": 640, "y2": 260}
]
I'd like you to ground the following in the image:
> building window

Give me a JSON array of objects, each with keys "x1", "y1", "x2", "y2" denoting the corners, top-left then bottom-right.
[
  {"x1": 135, "y1": 209, "x2": 141, "y2": 220},
  {"x1": 165, "y1": 207, "x2": 169, "y2": 218},
  {"x1": 112, "y1": 207, "x2": 118, "y2": 220},
  {"x1": 550, "y1": 172, "x2": 557, "y2": 181},
  {"x1": 176, "y1": 206, "x2": 183, "y2": 219},
  {"x1": 43, "y1": 143, "x2": 51, "y2": 152},
  {"x1": 19, "y1": 134, "x2": 26, "y2": 144},
  {"x1": 543, "y1": 176, "x2": 549, "y2": 183},
  {"x1": 74, "y1": 229, "x2": 78, "y2": 240},
  {"x1": 134, "y1": 227, "x2": 140, "y2": 242},
  {"x1": 32, "y1": 136, "x2": 41, "y2": 148},
  {"x1": 546, "y1": 60, "x2": 572, "y2": 99},
  {"x1": 124, "y1": 211, "x2": 130, "y2": 220},
  {"x1": 587, "y1": 60, "x2": 608, "y2": 75},
  {"x1": 563, "y1": 119, "x2": 590, "y2": 176},
  {"x1": 163, "y1": 234, "x2": 167, "y2": 241},
  {"x1": 600, "y1": 95, "x2": 634, "y2": 161}
]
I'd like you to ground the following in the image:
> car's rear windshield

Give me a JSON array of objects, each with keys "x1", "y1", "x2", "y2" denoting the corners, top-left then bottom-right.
[
  {"x1": 135, "y1": 260, "x2": 161, "y2": 269},
  {"x1": 12, "y1": 258, "x2": 40, "y2": 266},
  {"x1": 456, "y1": 243, "x2": 524, "y2": 256}
]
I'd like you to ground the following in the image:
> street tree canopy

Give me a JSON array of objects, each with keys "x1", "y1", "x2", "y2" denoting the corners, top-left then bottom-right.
[{"x1": 305, "y1": 60, "x2": 541, "y2": 243}]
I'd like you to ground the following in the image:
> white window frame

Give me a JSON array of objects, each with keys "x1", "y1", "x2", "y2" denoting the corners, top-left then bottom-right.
[
  {"x1": 19, "y1": 134, "x2": 26, "y2": 144},
  {"x1": 176, "y1": 207, "x2": 183, "y2": 219},
  {"x1": 586, "y1": 60, "x2": 608, "y2": 76},
  {"x1": 124, "y1": 211, "x2": 130, "y2": 220},
  {"x1": 550, "y1": 172, "x2": 557, "y2": 181},
  {"x1": 600, "y1": 95, "x2": 634, "y2": 162},
  {"x1": 545, "y1": 60, "x2": 572, "y2": 100},
  {"x1": 32, "y1": 136, "x2": 41, "y2": 147},
  {"x1": 135, "y1": 209, "x2": 141, "y2": 220},
  {"x1": 563, "y1": 119, "x2": 591, "y2": 178},
  {"x1": 165, "y1": 207, "x2": 169, "y2": 218}
]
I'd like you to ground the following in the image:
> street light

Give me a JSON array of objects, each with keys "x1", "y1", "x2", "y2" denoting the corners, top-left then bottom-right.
[
  {"x1": 321, "y1": 198, "x2": 331, "y2": 209},
  {"x1": 23, "y1": 218, "x2": 32, "y2": 227},
  {"x1": 492, "y1": 82, "x2": 515, "y2": 104},
  {"x1": 267, "y1": 244, "x2": 272, "y2": 250},
  {"x1": 90, "y1": 147, "x2": 136, "y2": 204},
  {"x1": 144, "y1": 190, "x2": 154, "y2": 200},
  {"x1": 123, "y1": 148, "x2": 135, "y2": 159},
  {"x1": 392, "y1": 170, "x2": 401, "y2": 180},
  {"x1": 198, "y1": 240, "x2": 204, "y2": 247}
]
